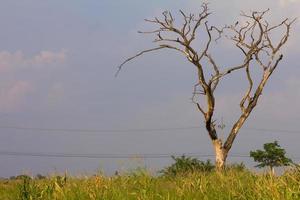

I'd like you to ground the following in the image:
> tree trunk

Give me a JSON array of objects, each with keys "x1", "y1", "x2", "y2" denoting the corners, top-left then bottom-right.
[
  {"x1": 270, "y1": 166, "x2": 275, "y2": 176},
  {"x1": 213, "y1": 139, "x2": 228, "y2": 171}
]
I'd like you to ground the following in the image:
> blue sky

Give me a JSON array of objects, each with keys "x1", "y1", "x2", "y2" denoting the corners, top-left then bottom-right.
[{"x1": 0, "y1": 0, "x2": 299, "y2": 177}]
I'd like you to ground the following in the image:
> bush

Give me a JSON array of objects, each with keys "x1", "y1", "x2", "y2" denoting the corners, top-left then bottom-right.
[
  {"x1": 226, "y1": 162, "x2": 247, "y2": 172},
  {"x1": 35, "y1": 174, "x2": 46, "y2": 180},
  {"x1": 16, "y1": 175, "x2": 32, "y2": 180},
  {"x1": 160, "y1": 155, "x2": 214, "y2": 176}
]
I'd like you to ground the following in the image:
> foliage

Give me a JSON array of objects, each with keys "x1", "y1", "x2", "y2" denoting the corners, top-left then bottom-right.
[
  {"x1": 16, "y1": 175, "x2": 32, "y2": 180},
  {"x1": 2, "y1": 167, "x2": 300, "y2": 200},
  {"x1": 160, "y1": 155, "x2": 214, "y2": 176},
  {"x1": 35, "y1": 174, "x2": 46, "y2": 180},
  {"x1": 17, "y1": 177, "x2": 41, "y2": 200},
  {"x1": 226, "y1": 162, "x2": 247, "y2": 172},
  {"x1": 250, "y1": 141, "x2": 292, "y2": 171}
]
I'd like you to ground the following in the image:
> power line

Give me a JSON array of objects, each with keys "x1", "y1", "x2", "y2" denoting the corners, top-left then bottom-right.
[
  {"x1": 0, "y1": 151, "x2": 299, "y2": 160},
  {"x1": 0, "y1": 125, "x2": 298, "y2": 135},
  {"x1": 245, "y1": 127, "x2": 300, "y2": 134},
  {"x1": 0, "y1": 125, "x2": 202, "y2": 134},
  {"x1": 0, "y1": 151, "x2": 213, "y2": 158},
  {"x1": 0, "y1": 151, "x2": 244, "y2": 158}
]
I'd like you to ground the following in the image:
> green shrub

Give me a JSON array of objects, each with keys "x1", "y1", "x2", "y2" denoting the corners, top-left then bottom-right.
[
  {"x1": 160, "y1": 155, "x2": 214, "y2": 176},
  {"x1": 226, "y1": 162, "x2": 247, "y2": 172},
  {"x1": 35, "y1": 174, "x2": 46, "y2": 180}
]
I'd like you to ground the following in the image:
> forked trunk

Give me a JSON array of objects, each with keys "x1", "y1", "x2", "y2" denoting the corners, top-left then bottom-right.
[{"x1": 213, "y1": 139, "x2": 228, "y2": 170}]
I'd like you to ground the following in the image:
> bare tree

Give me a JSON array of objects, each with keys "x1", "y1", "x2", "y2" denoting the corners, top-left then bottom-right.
[{"x1": 117, "y1": 3, "x2": 296, "y2": 170}]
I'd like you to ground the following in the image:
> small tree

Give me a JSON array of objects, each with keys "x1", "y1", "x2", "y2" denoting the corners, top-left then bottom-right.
[
  {"x1": 250, "y1": 141, "x2": 292, "y2": 175},
  {"x1": 117, "y1": 3, "x2": 295, "y2": 170}
]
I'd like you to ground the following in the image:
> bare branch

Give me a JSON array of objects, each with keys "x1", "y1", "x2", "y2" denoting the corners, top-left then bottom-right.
[
  {"x1": 205, "y1": 54, "x2": 220, "y2": 92},
  {"x1": 199, "y1": 21, "x2": 212, "y2": 60},
  {"x1": 210, "y1": 57, "x2": 253, "y2": 83},
  {"x1": 273, "y1": 19, "x2": 296, "y2": 53},
  {"x1": 189, "y1": 3, "x2": 211, "y2": 43},
  {"x1": 196, "y1": 103, "x2": 206, "y2": 115},
  {"x1": 270, "y1": 54, "x2": 283, "y2": 72},
  {"x1": 115, "y1": 46, "x2": 166, "y2": 77},
  {"x1": 239, "y1": 62, "x2": 253, "y2": 112}
]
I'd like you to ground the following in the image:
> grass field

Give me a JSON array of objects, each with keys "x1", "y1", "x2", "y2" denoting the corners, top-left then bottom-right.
[{"x1": 1, "y1": 167, "x2": 300, "y2": 200}]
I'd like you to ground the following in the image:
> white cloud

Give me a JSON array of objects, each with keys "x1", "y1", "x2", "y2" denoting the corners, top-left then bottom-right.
[
  {"x1": 0, "y1": 49, "x2": 67, "y2": 72},
  {"x1": 0, "y1": 49, "x2": 67, "y2": 112},
  {"x1": 31, "y1": 50, "x2": 66, "y2": 66}
]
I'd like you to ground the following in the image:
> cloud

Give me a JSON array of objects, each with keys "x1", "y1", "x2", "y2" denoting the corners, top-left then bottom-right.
[
  {"x1": 31, "y1": 50, "x2": 66, "y2": 66},
  {"x1": 0, "y1": 49, "x2": 67, "y2": 111},
  {"x1": 0, "y1": 81, "x2": 34, "y2": 112},
  {"x1": 279, "y1": 0, "x2": 300, "y2": 6},
  {"x1": 0, "y1": 49, "x2": 67, "y2": 72}
]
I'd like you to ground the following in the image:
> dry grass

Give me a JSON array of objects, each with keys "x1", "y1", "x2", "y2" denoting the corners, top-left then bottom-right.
[{"x1": 1, "y1": 168, "x2": 300, "y2": 200}]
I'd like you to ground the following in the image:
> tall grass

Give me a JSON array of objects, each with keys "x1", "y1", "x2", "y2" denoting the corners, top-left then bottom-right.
[{"x1": 1, "y1": 168, "x2": 300, "y2": 200}]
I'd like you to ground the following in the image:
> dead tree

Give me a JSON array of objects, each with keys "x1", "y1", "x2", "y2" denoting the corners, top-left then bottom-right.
[{"x1": 117, "y1": 3, "x2": 295, "y2": 170}]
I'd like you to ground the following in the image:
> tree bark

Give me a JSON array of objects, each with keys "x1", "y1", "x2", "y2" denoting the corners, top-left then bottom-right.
[
  {"x1": 213, "y1": 139, "x2": 228, "y2": 170},
  {"x1": 270, "y1": 166, "x2": 275, "y2": 176}
]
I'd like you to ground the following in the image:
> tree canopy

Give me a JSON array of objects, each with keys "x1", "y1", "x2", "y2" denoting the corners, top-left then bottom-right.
[{"x1": 250, "y1": 141, "x2": 292, "y2": 174}]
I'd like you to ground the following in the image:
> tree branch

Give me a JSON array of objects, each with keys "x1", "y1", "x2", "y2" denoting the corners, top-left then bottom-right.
[{"x1": 115, "y1": 46, "x2": 166, "y2": 77}]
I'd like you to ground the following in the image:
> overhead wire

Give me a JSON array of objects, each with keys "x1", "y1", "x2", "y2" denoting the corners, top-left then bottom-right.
[
  {"x1": 0, "y1": 151, "x2": 299, "y2": 160},
  {"x1": 0, "y1": 125, "x2": 298, "y2": 135},
  {"x1": 0, "y1": 125, "x2": 299, "y2": 160},
  {"x1": 0, "y1": 151, "x2": 244, "y2": 158}
]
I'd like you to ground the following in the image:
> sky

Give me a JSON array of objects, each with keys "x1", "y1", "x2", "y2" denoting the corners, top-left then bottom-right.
[{"x1": 0, "y1": 0, "x2": 299, "y2": 177}]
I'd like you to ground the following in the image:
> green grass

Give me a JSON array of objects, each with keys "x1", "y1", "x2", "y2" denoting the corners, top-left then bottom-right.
[{"x1": 1, "y1": 168, "x2": 300, "y2": 200}]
